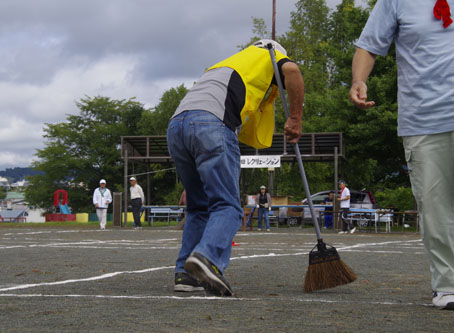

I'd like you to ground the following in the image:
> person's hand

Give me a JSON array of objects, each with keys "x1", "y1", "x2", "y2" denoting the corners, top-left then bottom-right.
[
  {"x1": 256, "y1": 205, "x2": 260, "y2": 208},
  {"x1": 106, "y1": 201, "x2": 110, "y2": 204},
  {"x1": 337, "y1": 197, "x2": 341, "y2": 201},
  {"x1": 284, "y1": 117, "x2": 302, "y2": 144},
  {"x1": 269, "y1": 207, "x2": 271, "y2": 211},
  {"x1": 95, "y1": 203, "x2": 98, "y2": 208},
  {"x1": 349, "y1": 81, "x2": 375, "y2": 109}
]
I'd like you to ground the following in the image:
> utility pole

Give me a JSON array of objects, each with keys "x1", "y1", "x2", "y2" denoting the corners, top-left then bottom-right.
[{"x1": 272, "y1": 0, "x2": 276, "y2": 40}]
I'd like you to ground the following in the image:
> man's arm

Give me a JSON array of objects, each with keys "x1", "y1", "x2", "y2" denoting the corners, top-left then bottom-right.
[
  {"x1": 349, "y1": 48, "x2": 377, "y2": 109},
  {"x1": 93, "y1": 190, "x2": 99, "y2": 207},
  {"x1": 337, "y1": 195, "x2": 351, "y2": 201},
  {"x1": 106, "y1": 189, "x2": 112, "y2": 204},
  {"x1": 139, "y1": 186, "x2": 145, "y2": 204},
  {"x1": 281, "y1": 62, "x2": 304, "y2": 143}
]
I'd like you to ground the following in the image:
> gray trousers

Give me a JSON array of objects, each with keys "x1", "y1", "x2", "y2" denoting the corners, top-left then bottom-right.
[{"x1": 404, "y1": 131, "x2": 454, "y2": 292}]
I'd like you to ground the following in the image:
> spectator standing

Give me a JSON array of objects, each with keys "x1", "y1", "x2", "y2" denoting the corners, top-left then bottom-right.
[
  {"x1": 93, "y1": 179, "x2": 112, "y2": 230},
  {"x1": 337, "y1": 180, "x2": 355, "y2": 234},
  {"x1": 255, "y1": 185, "x2": 272, "y2": 232},
  {"x1": 349, "y1": 0, "x2": 454, "y2": 309},
  {"x1": 322, "y1": 191, "x2": 334, "y2": 229},
  {"x1": 129, "y1": 177, "x2": 145, "y2": 229}
]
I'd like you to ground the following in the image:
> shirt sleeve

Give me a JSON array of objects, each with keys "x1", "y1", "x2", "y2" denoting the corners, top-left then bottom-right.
[
  {"x1": 271, "y1": 58, "x2": 294, "y2": 88},
  {"x1": 345, "y1": 188, "x2": 350, "y2": 197},
  {"x1": 139, "y1": 186, "x2": 145, "y2": 203},
  {"x1": 93, "y1": 189, "x2": 98, "y2": 205},
  {"x1": 355, "y1": 0, "x2": 398, "y2": 56},
  {"x1": 106, "y1": 190, "x2": 112, "y2": 203}
]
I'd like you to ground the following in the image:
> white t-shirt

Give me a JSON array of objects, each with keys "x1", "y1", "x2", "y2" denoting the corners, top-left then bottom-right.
[{"x1": 340, "y1": 187, "x2": 350, "y2": 209}]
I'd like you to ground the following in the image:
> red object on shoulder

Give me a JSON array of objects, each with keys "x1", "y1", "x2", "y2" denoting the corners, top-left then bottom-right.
[
  {"x1": 434, "y1": 0, "x2": 453, "y2": 28},
  {"x1": 232, "y1": 241, "x2": 240, "y2": 247}
]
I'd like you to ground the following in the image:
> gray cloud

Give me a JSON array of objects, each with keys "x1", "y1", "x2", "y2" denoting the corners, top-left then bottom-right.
[{"x1": 0, "y1": 0, "x2": 355, "y2": 171}]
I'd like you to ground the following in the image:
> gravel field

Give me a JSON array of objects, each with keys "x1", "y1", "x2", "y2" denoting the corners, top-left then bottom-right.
[{"x1": 0, "y1": 226, "x2": 452, "y2": 332}]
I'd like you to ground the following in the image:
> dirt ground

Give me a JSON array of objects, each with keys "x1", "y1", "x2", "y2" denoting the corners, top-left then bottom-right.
[{"x1": 0, "y1": 226, "x2": 453, "y2": 332}]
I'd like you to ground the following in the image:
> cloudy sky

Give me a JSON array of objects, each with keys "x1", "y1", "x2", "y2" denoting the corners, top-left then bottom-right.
[{"x1": 0, "y1": 0, "x2": 356, "y2": 171}]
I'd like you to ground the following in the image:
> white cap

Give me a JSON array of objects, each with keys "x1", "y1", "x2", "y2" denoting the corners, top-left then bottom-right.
[
  {"x1": 99, "y1": 179, "x2": 106, "y2": 184},
  {"x1": 260, "y1": 185, "x2": 266, "y2": 189},
  {"x1": 130, "y1": 177, "x2": 136, "y2": 181},
  {"x1": 253, "y1": 39, "x2": 287, "y2": 56}
]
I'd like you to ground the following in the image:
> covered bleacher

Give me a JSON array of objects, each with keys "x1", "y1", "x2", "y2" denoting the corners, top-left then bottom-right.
[{"x1": 118, "y1": 133, "x2": 345, "y2": 227}]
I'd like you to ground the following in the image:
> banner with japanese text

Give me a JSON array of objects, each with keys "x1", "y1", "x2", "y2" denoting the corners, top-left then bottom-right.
[{"x1": 240, "y1": 155, "x2": 281, "y2": 168}]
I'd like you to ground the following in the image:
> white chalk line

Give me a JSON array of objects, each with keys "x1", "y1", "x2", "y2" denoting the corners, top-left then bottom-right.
[
  {"x1": 0, "y1": 239, "x2": 422, "y2": 294},
  {"x1": 0, "y1": 266, "x2": 175, "y2": 292},
  {"x1": 0, "y1": 293, "x2": 432, "y2": 307},
  {"x1": 0, "y1": 238, "x2": 180, "y2": 251}
]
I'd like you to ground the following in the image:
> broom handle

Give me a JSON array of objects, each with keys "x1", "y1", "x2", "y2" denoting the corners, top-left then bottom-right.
[{"x1": 267, "y1": 45, "x2": 323, "y2": 241}]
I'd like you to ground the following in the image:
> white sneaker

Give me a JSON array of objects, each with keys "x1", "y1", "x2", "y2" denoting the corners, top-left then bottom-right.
[
  {"x1": 338, "y1": 231, "x2": 346, "y2": 234},
  {"x1": 257, "y1": 228, "x2": 262, "y2": 231},
  {"x1": 266, "y1": 229, "x2": 271, "y2": 232},
  {"x1": 350, "y1": 227, "x2": 356, "y2": 234},
  {"x1": 433, "y1": 292, "x2": 454, "y2": 310}
]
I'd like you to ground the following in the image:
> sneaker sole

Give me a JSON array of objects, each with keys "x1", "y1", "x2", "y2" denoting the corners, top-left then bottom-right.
[
  {"x1": 184, "y1": 256, "x2": 233, "y2": 297},
  {"x1": 445, "y1": 302, "x2": 454, "y2": 310},
  {"x1": 174, "y1": 284, "x2": 204, "y2": 292}
]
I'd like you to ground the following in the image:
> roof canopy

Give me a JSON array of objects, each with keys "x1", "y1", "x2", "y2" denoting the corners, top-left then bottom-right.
[{"x1": 121, "y1": 133, "x2": 345, "y2": 163}]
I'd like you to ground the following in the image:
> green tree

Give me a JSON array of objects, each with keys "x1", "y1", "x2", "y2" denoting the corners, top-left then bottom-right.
[
  {"x1": 375, "y1": 187, "x2": 415, "y2": 211},
  {"x1": 324, "y1": 0, "x2": 404, "y2": 190},
  {"x1": 26, "y1": 96, "x2": 148, "y2": 213},
  {"x1": 139, "y1": 84, "x2": 188, "y2": 135},
  {"x1": 0, "y1": 186, "x2": 6, "y2": 200}
]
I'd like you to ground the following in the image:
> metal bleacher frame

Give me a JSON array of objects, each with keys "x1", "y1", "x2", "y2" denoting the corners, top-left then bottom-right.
[
  {"x1": 121, "y1": 133, "x2": 344, "y2": 163},
  {"x1": 120, "y1": 133, "x2": 344, "y2": 228}
]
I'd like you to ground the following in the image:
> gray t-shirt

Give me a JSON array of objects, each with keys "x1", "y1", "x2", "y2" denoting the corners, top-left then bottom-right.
[
  {"x1": 356, "y1": 0, "x2": 454, "y2": 136},
  {"x1": 173, "y1": 67, "x2": 244, "y2": 131}
]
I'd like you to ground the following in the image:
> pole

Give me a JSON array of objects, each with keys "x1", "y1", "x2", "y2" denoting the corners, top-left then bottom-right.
[
  {"x1": 123, "y1": 150, "x2": 128, "y2": 228},
  {"x1": 112, "y1": 192, "x2": 122, "y2": 227},
  {"x1": 334, "y1": 146, "x2": 339, "y2": 230},
  {"x1": 268, "y1": 45, "x2": 322, "y2": 240},
  {"x1": 272, "y1": 0, "x2": 276, "y2": 40},
  {"x1": 268, "y1": 168, "x2": 275, "y2": 196},
  {"x1": 146, "y1": 163, "x2": 151, "y2": 226}
]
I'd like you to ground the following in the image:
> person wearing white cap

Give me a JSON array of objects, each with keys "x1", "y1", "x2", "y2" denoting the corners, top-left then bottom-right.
[
  {"x1": 129, "y1": 176, "x2": 145, "y2": 228},
  {"x1": 93, "y1": 179, "x2": 112, "y2": 230}
]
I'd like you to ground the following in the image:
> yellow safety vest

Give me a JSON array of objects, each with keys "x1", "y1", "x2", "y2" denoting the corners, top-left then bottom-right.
[{"x1": 208, "y1": 46, "x2": 289, "y2": 149}]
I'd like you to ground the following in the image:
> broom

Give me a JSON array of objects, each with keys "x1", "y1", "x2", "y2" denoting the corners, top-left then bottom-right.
[{"x1": 267, "y1": 44, "x2": 357, "y2": 292}]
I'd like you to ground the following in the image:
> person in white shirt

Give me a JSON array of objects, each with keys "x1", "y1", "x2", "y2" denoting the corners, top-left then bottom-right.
[
  {"x1": 93, "y1": 179, "x2": 112, "y2": 230},
  {"x1": 337, "y1": 180, "x2": 355, "y2": 234},
  {"x1": 129, "y1": 177, "x2": 145, "y2": 228}
]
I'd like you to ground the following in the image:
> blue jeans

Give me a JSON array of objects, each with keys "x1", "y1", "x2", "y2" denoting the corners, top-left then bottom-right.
[
  {"x1": 167, "y1": 111, "x2": 243, "y2": 274},
  {"x1": 324, "y1": 214, "x2": 333, "y2": 228},
  {"x1": 257, "y1": 207, "x2": 270, "y2": 229}
]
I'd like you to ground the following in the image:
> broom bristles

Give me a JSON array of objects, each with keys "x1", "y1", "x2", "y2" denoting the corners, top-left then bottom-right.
[{"x1": 303, "y1": 258, "x2": 357, "y2": 293}]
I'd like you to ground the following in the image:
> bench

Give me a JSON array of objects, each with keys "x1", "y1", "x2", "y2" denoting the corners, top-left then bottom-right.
[{"x1": 142, "y1": 206, "x2": 185, "y2": 226}]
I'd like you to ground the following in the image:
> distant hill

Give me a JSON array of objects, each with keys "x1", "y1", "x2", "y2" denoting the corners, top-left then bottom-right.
[{"x1": 0, "y1": 167, "x2": 43, "y2": 183}]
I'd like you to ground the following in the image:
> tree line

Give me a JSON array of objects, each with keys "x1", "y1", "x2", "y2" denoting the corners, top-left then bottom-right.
[{"x1": 25, "y1": 0, "x2": 415, "y2": 213}]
